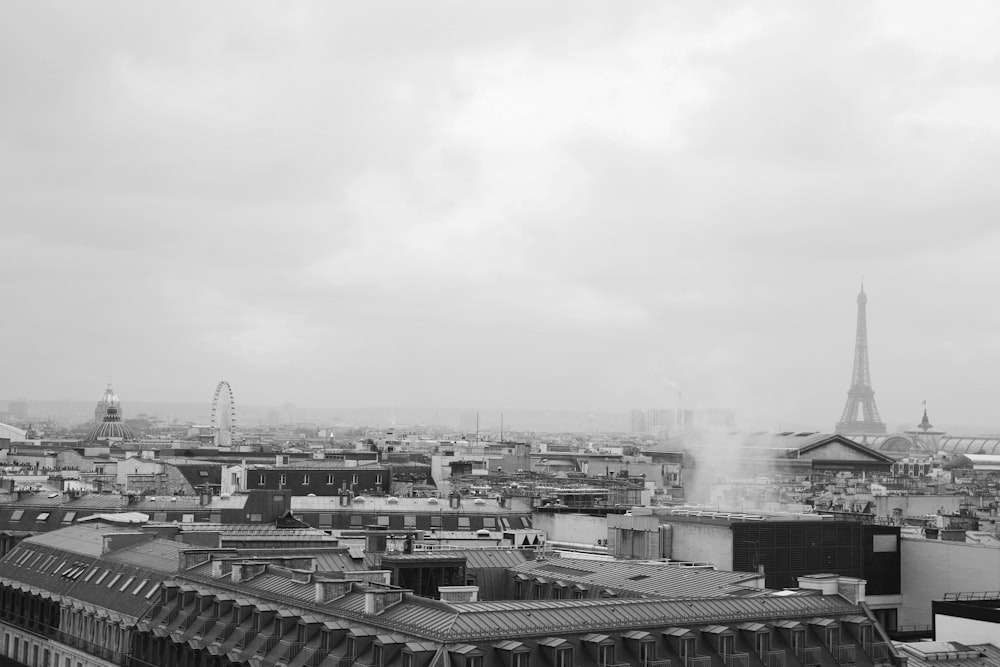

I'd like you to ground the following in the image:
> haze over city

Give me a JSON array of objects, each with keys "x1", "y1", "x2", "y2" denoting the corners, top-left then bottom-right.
[{"x1": 4, "y1": 2, "x2": 1000, "y2": 432}]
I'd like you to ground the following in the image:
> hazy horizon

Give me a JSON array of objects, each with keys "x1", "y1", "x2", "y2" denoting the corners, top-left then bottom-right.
[{"x1": 4, "y1": 3, "x2": 1000, "y2": 431}]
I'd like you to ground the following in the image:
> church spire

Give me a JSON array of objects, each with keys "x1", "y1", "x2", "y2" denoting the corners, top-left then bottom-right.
[{"x1": 918, "y1": 401, "x2": 933, "y2": 431}]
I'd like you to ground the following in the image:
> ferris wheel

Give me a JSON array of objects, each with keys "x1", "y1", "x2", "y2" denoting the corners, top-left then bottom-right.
[{"x1": 211, "y1": 380, "x2": 237, "y2": 447}]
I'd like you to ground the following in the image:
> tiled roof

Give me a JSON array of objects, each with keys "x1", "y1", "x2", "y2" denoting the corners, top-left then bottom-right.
[
  {"x1": 0, "y1": 526, "x2": 181, "y2": 620},
  {"x1": 24, "y1": 524, "x2": 121, "y2": 556},
  {"x1": 4, "y1": 493, "x2": 126, "y2": 509},
  {"x1": 129, "y1": 495, "x2": 248, "y2": 510},
  {"x1": 378, "y1": 549, "x2": 530, "y2": 570},
  {"x1": 291, "y1": 496, "x2": 517, "y2": 514},
  {"x1": 105, "y1": 539, "x2": 187, "y2": 572},
  {"x1": 511, "y1": 557, "x2": 761, "y2": 598}
]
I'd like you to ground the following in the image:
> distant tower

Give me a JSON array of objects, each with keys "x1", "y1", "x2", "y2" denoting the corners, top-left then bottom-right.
[{"x1": 836, "y1": 285, "x2": 887, "y2": 436}]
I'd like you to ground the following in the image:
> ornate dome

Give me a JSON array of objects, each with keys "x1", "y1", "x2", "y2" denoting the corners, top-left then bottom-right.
[
  {"x1": 94, "y1": 381, "x2": 123, "y2": 422},
  {"x1": 88, "y1": 402, "x2": 135, "y2": 444}
]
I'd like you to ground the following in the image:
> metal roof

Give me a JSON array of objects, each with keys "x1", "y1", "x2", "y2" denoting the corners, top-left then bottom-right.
[
  {"x1": 895, "y1": 643, "x2": 1000, "y2": 667},
  {"x1": 511, "y1": 557, "x2": 762, "y2": 598}
]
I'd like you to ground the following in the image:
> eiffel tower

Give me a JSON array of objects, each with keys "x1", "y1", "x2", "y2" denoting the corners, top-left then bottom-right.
[{"x1": 835, "y1": 285, "x2": 887, "y2": 436}]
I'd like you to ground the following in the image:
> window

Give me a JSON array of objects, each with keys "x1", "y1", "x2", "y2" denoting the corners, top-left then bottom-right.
[
  {"x1": 513, "y1": 652, "x2": 529, "y2": 667},
  {"x1": 402, "y1": 654, "x2": 414, "y2": 667},
  {"x1": 457, "y1": 516, "x2": 470, "y2": 529},
  {"x1": 482, "y1": 517, "x2": 496, "y2": 529},
  {"x1": 825, "y1": 628, "x2": 840, "y2": 648},
  {"x1": 373, "y1": 646, "x2": 384, "y2": 667},
  {"x1": 350, "y1": 515, "x2": 363, "y2": 528},
  {"x1": 258, "y1": 474, "x2": 265, "y2": 484},
  {"x1": 679, "y1": 638, "x2": 695, "y2": 663},
  {"x1": 873, "y1": 535, "x2": 897, "y2": 552},
  {"x1": 327, "y1": 475, "x2": 335, "y2": 484},
  {"x1": 718, "y1": 635, "x2": 734, "y2": 658},
  {"x1": 554, "y1": 649, "x2": 572, "y2": 667},
  {"x1": 249, "y1": 513, "x2": 262, "y2": 522},
  {"x1": 755, "y1": 633, "x2": 770, "y2": 655},
  {"x1": 467, "y1": 657, "x2": 483, "y2": 667},
  {"x1": 153, "y1": 512, "x2": 167, "y2": 522},
  {"x1": 404, "y1": 515, "x2": 416, "y2": 527},
  {"x1": 790, "y1": 631, "x2": 804, "y2": 653},
  {"x1": 599, "y1": 644, "x2": 615, "y2": 666},
  {"x1": 375, "y1": 474, "x2": 382, "y2": 484},
  {"x1": 107, "y1": 573, "x2": 122, "y2": 588},
  {"x1": 61, "y1": 512, "x2": 76, "y2": 523},
  {"x1": 10, "y1": 510, "x2": 23, "y2": 521},
  {"x1": 519, "y1": 516, "x2": 531, "y2": 528},
  {"x1": 120, "y1": 576, "x2": 136, "y2": 592},
  {"x1": 352, "y1": 474, "x2": 359, "y2": 485},
  {"x1": 132, "y1": 579, "x2": 148, "y2": 595},
  {"x1": 347, "y1": 637, "x2": 357, "y2": 660},
  {"x1": 639, "y1": 642, "x2": 655, "y2": 666},
  {"x1": 377, "y1": 516, "x2": 389, "y2": 526},
  {"x1": 198, "y1": 470, "x2": 209, "y2": 478},
  {"x1": 279, "y1": 474, "x2": 287, "y2": 485},
  {"x1": 36, "y1": 513, "x2": 50, "y2": 522},
  {"x1": 94, "y1": 570, "x2": 110, "y2": 585},
  {"x1": 430, "y1": 516, "x2": 442, "y2": 528},
  {"x1": 302, "y1": 475, "x2": 310, "y2": 485},
  {"x1": 319, "y1": 513, "x2": 333, "y2": 527}
]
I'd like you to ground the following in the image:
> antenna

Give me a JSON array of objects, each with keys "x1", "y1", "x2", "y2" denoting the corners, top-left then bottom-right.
[{"x1": 500, "y1": 412, "x2": 504, "y2": 443}]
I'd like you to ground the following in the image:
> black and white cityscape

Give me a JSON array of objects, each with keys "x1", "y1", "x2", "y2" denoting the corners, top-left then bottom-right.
[{"x1": 3, "y1": 4, "x2": 1000, "y2": 667}]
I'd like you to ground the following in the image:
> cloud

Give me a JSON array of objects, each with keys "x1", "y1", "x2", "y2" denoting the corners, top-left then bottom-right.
[{"x1": 2, "y1": 2, "x2": 1000, "y2": 430}]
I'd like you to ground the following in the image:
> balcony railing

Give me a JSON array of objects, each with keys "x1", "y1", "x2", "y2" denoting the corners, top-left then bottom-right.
[
  {"x1": 723, "y1": 653, "x2": 749, "y2": 667},
  {"x1": 215, "y1": 623, "x2": 236, "y2": 643},
  {"x1": 836, "y1": 645, "x2": 856, "y2": 665},
  {"x1": 257, "y1": 635, "x2": 281, "y2": 655},
  {"x1": 683, "y1": 656, "x2": 711, "y2": 667},
  {"x1": 759, "y1": 650, "x2": 785, "y2": 667},
  {"x1": 864, "y1": 642, "x2": 890, "y2": 661},
  {"x1": 232, "y1": 626, "x2": 255, "y2": 648},
  {"x1": 641, "y1": 660, "x2": 671, "y2": 667},
  {"x1": 796, "y1": 647, "x2": 821, "y2": 667},
  {"x1": 279, "y1": 640, "x2": 306, "y2": 658}
]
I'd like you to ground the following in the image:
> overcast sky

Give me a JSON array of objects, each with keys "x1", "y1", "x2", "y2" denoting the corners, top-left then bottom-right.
[{"x1": 3, "y1": 2, "x2": 1000, "y2": 431}]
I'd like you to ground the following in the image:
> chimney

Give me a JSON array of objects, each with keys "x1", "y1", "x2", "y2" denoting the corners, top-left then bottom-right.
[
  {"x1": 211, "y1": 558, "x2": 233, "y2": 578},
  {"x1": 797, "y1": 574, "x2": 841, "y2": 595},
  {"x1": 314, "y1": 579, "x2": 352, "y2": 603},
  {"x1": 231, "y1": 561, "x2": 267, "y2": 583},
  {"x1": 438, "y1": 586, "x2": 479, "y2": 602},
  {"x1": 364, "y1": 589, "x2": 404, "y2": 615}
]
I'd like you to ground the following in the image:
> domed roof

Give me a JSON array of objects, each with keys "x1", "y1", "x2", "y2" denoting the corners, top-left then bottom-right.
[
  {"x1": 98, "y1": 381, "x2": 120, "y2": 407},
  {"x1": 87, "y1": 404, "x2": 135, "y2": 444}
]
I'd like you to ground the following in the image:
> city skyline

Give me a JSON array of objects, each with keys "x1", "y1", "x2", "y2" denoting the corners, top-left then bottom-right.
[{"x1": 4, "y1": 3, "x2": 1000, "y2": 430}]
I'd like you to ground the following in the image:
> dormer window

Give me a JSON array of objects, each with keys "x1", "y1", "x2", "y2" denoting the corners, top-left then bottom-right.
[
  {"x1": 754, "y1": 633, "x2": 770, "y2": 655},
  {"x1": 825, "y1": 627, "x2": 840, "y2": 649},
  {"x1": 554, "y1": 649, "x2": 572, "y2": 667},
  {"x1": 718, "y1": 635, "x2": 734, "y2": 658},
  {"x1": 679, "y1": 638, "x2": 695, "y2": 663}
]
